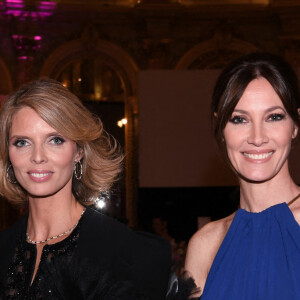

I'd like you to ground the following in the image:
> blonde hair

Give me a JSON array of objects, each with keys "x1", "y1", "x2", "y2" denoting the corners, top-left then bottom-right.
[{"x1": 0, "y1": 78, "x2": 123, "y2": 207}]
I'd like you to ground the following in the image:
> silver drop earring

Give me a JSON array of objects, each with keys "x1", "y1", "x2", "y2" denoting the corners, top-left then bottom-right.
[
  {"x1": 6, "y1": 164, "x2": 17, "y2": 184},
  {"x1": 74, "y1": 160, "x2": 83, "y2": 180}
]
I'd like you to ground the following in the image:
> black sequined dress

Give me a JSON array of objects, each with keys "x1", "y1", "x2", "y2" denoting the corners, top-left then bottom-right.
[{"x1": 0, "y1": 206, "x2": 171, "y2": 300}]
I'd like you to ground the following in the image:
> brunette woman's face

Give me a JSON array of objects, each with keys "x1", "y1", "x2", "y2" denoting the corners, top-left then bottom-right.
[
  {"x1": 223, "y1": 77, "x2": 298, "y2": 183},
  {"x1": 8, "y1": 107, "x2": 82, "y2": 198}
]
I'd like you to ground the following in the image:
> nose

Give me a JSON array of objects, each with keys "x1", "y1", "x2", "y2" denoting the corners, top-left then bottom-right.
[
  {"x1": 30, "y1": 145, "x2": 47, "y2": 164},
  {"x1": 247, "y1": 123, "x2": 269, "y2": 146}
]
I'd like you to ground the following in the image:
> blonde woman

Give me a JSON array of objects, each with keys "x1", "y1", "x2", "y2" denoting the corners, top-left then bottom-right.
[{"x1": 0, "y1": 78, "x2": 171, "y2": 299}]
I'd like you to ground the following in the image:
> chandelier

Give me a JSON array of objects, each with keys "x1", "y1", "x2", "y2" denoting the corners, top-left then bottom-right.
[{"x1": 5, "y1": 0, "x2": 56, "y2": 20}]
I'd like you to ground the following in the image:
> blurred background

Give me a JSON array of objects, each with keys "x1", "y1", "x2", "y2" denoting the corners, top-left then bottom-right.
[{"x1": 1, "y1": 0, "x2": 300, "y2": 273}]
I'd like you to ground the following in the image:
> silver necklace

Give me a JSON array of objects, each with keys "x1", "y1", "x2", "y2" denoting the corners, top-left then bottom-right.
[{"x1": 26, "y1": 208, "x2": 86, "y2": 245}]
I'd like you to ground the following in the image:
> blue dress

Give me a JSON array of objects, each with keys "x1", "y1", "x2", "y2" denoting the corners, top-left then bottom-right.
[{"x1": 201, "y1": 203, "x2": 300, "y2": 299}]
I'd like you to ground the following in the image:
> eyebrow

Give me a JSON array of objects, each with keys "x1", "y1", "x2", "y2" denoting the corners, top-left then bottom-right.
[
  {"x1": 233, "y1": 106, "x2": 286, "y2": 114},
  {"x1": 9, "y1": 131, "x2": 63, "y2": 142}
]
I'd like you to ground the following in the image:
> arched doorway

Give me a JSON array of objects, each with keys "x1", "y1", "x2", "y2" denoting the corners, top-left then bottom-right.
[
  {"x1": 176, "y1": 29, "x2": 258, "y2": 69},
  {"x1": 40, "y1": 29, "x2": 139, "y2": 227}
]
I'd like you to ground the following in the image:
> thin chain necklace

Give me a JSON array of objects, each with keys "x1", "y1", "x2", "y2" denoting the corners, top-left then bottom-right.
[
  {"x1": 26, "y1": 208, "x2": 86, "y2": 245},
  {"x1": 287, "y1": 193, "x2": 300, "y2": 207}
]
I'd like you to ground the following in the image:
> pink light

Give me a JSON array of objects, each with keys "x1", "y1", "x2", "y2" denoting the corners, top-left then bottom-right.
[
  {"x1": 38, "y1": 12, "x2": 52, "y2": 17},
  {"x1": 34, "y1": 36, "x2": 42, "y2": 41},
  {"x1": 6, "y1": 11, "x2": 22, "y2": 16},
  {"x1": 5, "y1": 0, "x2": 56, "y2": 19},
  {"x1": 6, "y1": 0, "x2": 23, "y2": 3},
  {"x1": 30, "y1": 11, "x2": 38, "y2": 18},
  {"x1": 37, "y1": 1, "x2": 57, "y2": 16},
  {"x1": 38, "y1": 0, "x2": 57, "y2": 11},
  {"x1": 39, "y1": 1, "x2": 56, "y2": 7},
  {"x1": 40, "y1": 1, "x2": 55, "y2": 4},
  {"x1": 6, "y1": 4, "x2": 24, "y2": 9},
  {"x1": 19, "y1": 56, "x2": 28, "y2": 60},
  {"x1": 5, "y1": 0, "x2": 24, "y2": 11}
]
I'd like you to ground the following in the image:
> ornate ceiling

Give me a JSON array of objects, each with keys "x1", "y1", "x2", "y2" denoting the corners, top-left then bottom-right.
[
  {"x1": 7, "y1": 0, "x2": 300, "y2": 8},
  {"x1": 55, "y1": 0, "x2": 300, "y2": 7}
]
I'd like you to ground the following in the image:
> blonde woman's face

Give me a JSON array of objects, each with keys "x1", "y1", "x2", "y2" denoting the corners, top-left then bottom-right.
[{"x1": 8, "y1": 107, "x2": 82, "y2": 199}]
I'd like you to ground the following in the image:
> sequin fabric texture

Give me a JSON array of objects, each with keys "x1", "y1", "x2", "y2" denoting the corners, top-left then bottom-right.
[{"x1": 3, "y1": 222, "x2": 80, "y2": 299}]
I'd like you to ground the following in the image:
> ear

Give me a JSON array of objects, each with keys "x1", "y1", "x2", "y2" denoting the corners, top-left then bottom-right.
[
  {"x1": 292, "y1": 109, "x2": 300, "y2": 139},
  {"x1": 75, "y1": 146, "x2": 83, "y2": 162},
  {"x1": 292, "y1": 126, "x2": 298, "y2": 139}
]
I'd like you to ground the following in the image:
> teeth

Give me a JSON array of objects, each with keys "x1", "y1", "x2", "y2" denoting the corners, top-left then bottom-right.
[
  {"x1": 244, "y1": 152, "x2": 273, "y2": 160},
  {"x1": 30, "y1": 173, "x2": 51, "y2": 178}
]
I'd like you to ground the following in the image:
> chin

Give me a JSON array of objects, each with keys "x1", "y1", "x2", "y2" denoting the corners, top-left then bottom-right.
[
  {"x1": 28, "y1": 192, "x2": 55, "y2": 199},
  {"x1": 26, "y1": 187, "x2": 60, "y2": 198},
  {"x1": 238, "y1": 171, "x2": 276, "y2": 184}
]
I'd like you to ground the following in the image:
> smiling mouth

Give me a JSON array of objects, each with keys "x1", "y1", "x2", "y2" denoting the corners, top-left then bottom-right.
[
  {"x1": 243, "y1": 151, "x2": 274, "y2": 160},
  {"x1": 29, "y1": 173, "x2": 52, "y2": 178}
]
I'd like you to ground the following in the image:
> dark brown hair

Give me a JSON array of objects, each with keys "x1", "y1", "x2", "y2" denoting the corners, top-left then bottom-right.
[{"x1": 212, "y1": 52, "x2": 300, "y2": 148}]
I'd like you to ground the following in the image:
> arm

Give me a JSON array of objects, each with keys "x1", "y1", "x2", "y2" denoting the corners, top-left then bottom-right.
[{"x1": 185, "y1": 216, "x2": 234, "y2": 296}]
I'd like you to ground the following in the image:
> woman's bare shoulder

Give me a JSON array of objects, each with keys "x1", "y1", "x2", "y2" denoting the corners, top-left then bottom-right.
[
  {"x1": 289, "y1": 199, "x2": 300, "y2": 225},
  {"x1": 184, "y1": 212, "x2": 236, "y2": 294}
]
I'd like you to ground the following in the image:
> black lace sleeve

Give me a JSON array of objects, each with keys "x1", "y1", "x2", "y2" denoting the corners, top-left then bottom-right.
[{"x1": 166, "y1": 271, "x2": 201, "y2": 300}]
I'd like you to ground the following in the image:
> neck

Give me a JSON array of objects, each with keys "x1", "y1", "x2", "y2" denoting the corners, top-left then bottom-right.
[
  {"x1": 27, "y1": 192, "x2": 84, "y2": 243},
  {"x1": 239, "y1": 171, "x2": 300, "y2": 212}
]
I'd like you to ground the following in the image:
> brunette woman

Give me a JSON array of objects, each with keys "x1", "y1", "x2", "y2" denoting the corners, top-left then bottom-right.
[{"x1": 185, "y1": 52, "x2": 300, "y2": 299}]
